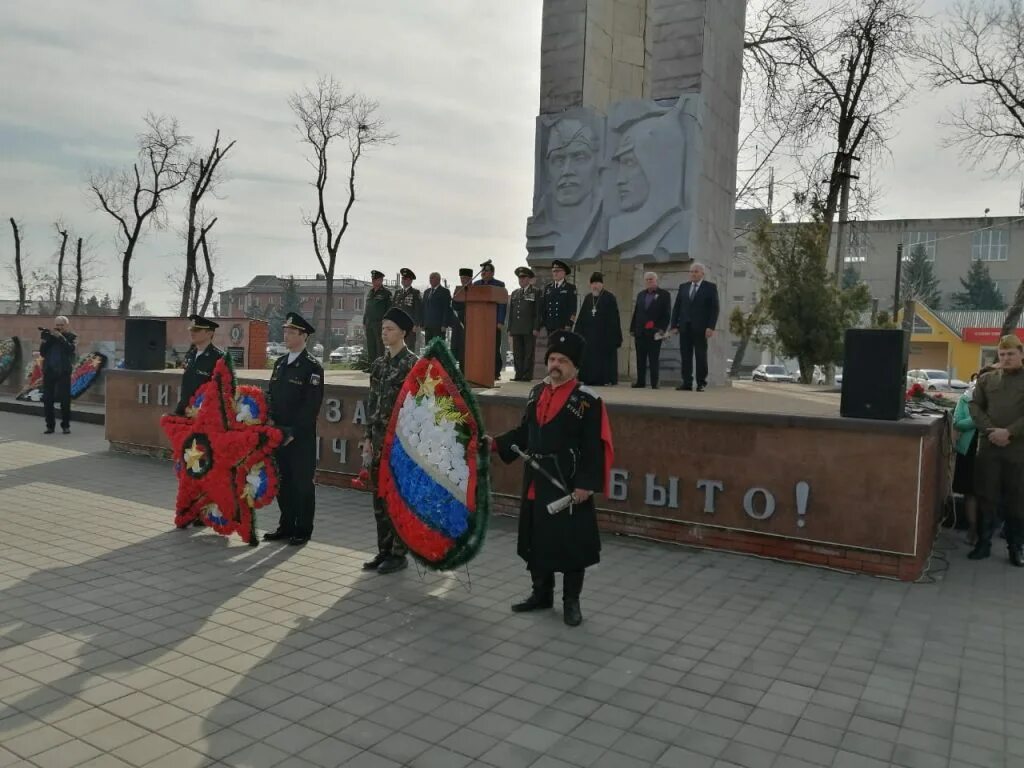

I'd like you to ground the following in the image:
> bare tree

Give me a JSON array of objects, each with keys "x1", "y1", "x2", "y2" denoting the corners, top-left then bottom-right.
[
  {"x1": 52, "y1": 221, "x2": 69, "y2": 314},
  {"x1": 198, "y1": 227, "x2": 217, "y2": 316},
  {"x1": 920, "y1": 0, "x2": 1024, "y2": 173},
  {"x1": 290, "y1": 76, "x2": 396, "y2": 345},
  {"x1": 9, "y1": 218, "x2": 27, "y2": 314},
  {"x1": 180, "y1": 131, "x2": 235, "y2": 316},
  {"x1": 72, "y1": 237, "x2": 84, "y2": 314},
  {"x1": 89, "y1": 113, "x2": 192, "y2": 316}
]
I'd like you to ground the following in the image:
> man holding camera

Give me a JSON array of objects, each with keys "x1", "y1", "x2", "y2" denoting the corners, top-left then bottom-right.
[
  {"x1": 488, "y1": 330, "x2": 614, "y2": 627},
  {"x1": 39, "y1": 316, "x2": 77, "y2": 434}
]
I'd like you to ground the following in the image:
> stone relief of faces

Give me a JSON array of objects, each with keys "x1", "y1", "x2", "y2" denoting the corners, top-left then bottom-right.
[
  {"x1": 612, "y1": 134, "x2": 651, "y2": 213},
  {"x1": 545, "y1": 119, "x2": 600, "y2": 210}
]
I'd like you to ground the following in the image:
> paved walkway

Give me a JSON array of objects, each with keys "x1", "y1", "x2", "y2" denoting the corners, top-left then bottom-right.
[{"x1": 0, "y1": 413, "x2": 1020, "y2": 768}]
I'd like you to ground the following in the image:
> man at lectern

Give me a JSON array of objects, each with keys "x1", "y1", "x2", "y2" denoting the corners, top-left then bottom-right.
[{"x1": 473, "y1": 262, "x2": 506, "y2": 378}]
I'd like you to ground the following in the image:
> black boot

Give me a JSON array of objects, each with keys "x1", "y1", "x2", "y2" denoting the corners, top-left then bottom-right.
[
  {"x1": 511, "y1": 571, "x2": 553, "y2": 612},
  {"x1": 1009, "y1": 547, "x2": 1024, "y2": 568},
  {"x1": 562, "y1": 570, "x2": 584, "y2": 626},
  {"x1": 967, "y1": 540, "x2": 991, "y2": 560},
  {"x1": 363, "y1": 553, "x2": 387, "y2": 571}
]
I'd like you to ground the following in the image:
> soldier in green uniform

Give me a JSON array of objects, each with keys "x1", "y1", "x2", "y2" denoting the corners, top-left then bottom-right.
[
  {"x1": 508, "y1": 266, "x2": 540, "y2": 381},
  {"x1": 359, "y1": 307, "x2": 418, "y2": 574},
  {"x1": 363, "y1": 270, "x2": 391, "y2": 364},
  {"x1": 969, "y1": 334, "x2": 1024, "y2": 566},
  {"x1": 174, "y1": 314, "x2": 224, "y2": 416},
  {"x1": 263, "y1": 312, "x2": 325, "y2": 546},
  {"x1": 392, "y1": 267, "x2": 423, "y2": 351}
]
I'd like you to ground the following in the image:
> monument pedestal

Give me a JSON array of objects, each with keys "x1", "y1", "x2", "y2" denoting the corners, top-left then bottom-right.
[{"x1": 464, "y1": 285, "x2": 509, "y2": 388}]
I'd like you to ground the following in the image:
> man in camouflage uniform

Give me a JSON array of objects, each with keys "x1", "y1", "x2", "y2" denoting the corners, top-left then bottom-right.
[
  {"x1": 363, "y1": 270, "x2": 391, "y2": 364},
  {"x1": 359, "y1": 307, "x2": 418, "y2": 574},
  {"x1": 392, "y1": 267, "x2": 423, "y2": 351}
]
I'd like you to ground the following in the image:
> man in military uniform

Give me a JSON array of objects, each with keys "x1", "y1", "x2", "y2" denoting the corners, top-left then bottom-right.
[
  {"x1": 174, "y1": 315, "x2": 223, "y2": 416},
  {"x1": 263, "y1": 313, "x2": 325, "y2": 546},
  {"x1": 392, "y1": 268, "x2": 423, "y2": 351},
  {"x1": 450, "y1": 267, "x2": 473, "y2": 368},
  {"x1": 489, "y1": 330, "x2": 613, "y2": 626},
  {"x1": 508, "y1": 266, "x2": 540, "y2": 381},
  {"x1": 359, "y1": 307, "x2": 418, "y2": 574},
  {"x1": 473, "y1": 262, "x2": 506, "y2": 378},
  {"x1": 969, "y1": 334, "x2": 1024, "y2": 566},
  {"x1": 538, "y1": 259, "x2": 577, "y2": 336},
  {"x1": 363, "y1": 270, "x2": 391, "y2": 364}
]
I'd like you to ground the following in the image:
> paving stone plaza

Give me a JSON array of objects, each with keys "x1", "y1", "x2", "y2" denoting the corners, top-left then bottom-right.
[{"x1": 0, "y1": 412, "x2": 1021, "y2": 768}]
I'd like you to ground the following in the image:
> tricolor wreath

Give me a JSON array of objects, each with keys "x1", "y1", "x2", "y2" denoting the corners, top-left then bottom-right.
[
  {"x1": 70, "y1": 352, "x2": 107, "y2": 398},
  {"x1": 377, "y1": 337, "x2": 491, "y2": 570},
  {"x1": 15, "y1": 357, "x2": 43, "y2": 402},
  {"x1": 160, "y1": 358, "x2": 284, "y2": 545}
]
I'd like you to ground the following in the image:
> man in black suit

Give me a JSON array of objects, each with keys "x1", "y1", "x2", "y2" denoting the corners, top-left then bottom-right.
[
  {"x1": 629, "y1": 272, "x2": 672, "y2": 389},
  {"x1": 421, "y1": 272, "x2": 452, "y2": 346},
  {"x1": 671, "y1": 262, "x2": 720, "y2": 391}
]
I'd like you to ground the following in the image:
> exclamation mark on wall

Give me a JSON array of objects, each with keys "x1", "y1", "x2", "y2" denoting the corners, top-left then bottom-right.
[{"x1": 795, "y1": 481, "x2": 810, "y2": 528}]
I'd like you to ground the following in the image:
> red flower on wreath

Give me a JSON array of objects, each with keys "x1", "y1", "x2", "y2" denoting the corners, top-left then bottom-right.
[{"x1": 160, "y1": 359, "x2": 283, "y2": 545}]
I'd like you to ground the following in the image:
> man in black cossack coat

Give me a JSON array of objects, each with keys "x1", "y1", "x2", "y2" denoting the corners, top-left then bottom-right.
[
  {"x1": 264, "y1": 312, "x2": 325, "y2": 546},
  {"x1": 174, "y1": 315, "x2": 224, "y2": 417},
  {"x1": 491, "y1": 330, "x2": 614, "y2": 627}
]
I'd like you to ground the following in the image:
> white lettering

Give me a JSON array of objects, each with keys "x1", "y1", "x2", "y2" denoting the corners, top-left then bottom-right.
[
  {"x1": 644, "y1": 474, "x2": 678, "y2": 508},
  {"x1": 157, "y1": 384, "x2": 170, "y2": 406},
  {"x1": 352, "y1": 400, "x2": 367, "y2": 425},
  {"x1": 325, "y1": 398, "x2": 342, "y2": 423},
  {"x1": 332, "y1": 438, "x2": 347, "y2": 463},
  {"x1": 696, "y1": 479, "x2": 723, "y2": 514},
  {"x1": 315, "y1": 437, "x2": 321, "y2": 462},
  {"x1": 743, "y1": 487, "x2": 776, "y2": 520},
  {"x1": 137, "y1": 384, "x2": 149, "y2": 404},
  {"x1": 795, "y1": 481, "x2": 810, "y2": 528},
  {"x1": 608, "y1": 469, "x2": 629, "y2": 501}
]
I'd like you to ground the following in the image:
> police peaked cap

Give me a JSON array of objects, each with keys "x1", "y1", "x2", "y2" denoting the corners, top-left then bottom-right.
[
  {"x1": 383, "y1": 307, "x2": 414, "y2": 333},
  {"x1": 283, "y1": 312, "x2": 315, "y2": 334},
  {"x1": 546, "y1": 330, "x2": 585, "y2": 369},
  {"x1": 188, "y1": 314, "x2": 219, "y2": 331},
  {"x1": 551, "y1": 259, "x2": 571, "y2": 272},
  {"x1": 515, "y1": 266, "x2": 535, "y2": 279},
  {"x1": 458, "y1": 267, "x2": 473, "y2": 277},
  {"x1": 370, "y1": 270, "x2": 385, "y2": 279},
  {"x1": 400, "y1": 268, "x2": 416, "y2": 280}
]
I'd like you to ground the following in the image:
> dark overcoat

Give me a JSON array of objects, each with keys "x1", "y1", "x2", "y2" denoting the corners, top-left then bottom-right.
[{"x1": 496, "y1": 380, "x2": 604, "y2": 572}]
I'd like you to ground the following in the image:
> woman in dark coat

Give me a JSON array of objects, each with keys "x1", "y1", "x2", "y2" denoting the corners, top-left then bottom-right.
[
  {"x1": 574, "y1": 272, "x2": 622, "y2": 386},
  {"x1": 493, "y1": 330, "x2": 613, "y2": 626}
]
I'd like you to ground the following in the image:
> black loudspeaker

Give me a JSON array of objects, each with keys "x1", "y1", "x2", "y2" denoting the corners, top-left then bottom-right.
[
  {"x1": 124, "y1": 319, "x2": 167, "y2": 370},
  {"x1": 840, "y1": 328, "x2": 909, "y2": 421}
]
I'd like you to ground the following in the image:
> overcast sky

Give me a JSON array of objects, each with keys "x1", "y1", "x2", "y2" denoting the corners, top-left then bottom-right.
[{"x1": 1, "y1": 0, "x2": 1021, "y2": 313}]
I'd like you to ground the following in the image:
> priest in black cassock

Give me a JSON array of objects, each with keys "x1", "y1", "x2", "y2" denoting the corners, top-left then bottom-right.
[{"x1": 574, "y1": 272, "x2": 622, "y2": 386}]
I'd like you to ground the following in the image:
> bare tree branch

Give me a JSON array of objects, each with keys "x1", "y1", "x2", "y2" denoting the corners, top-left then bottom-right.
[
  {"x1": 89, "y1": 113, "x2": 192, "y2": 316},
  {"x1": 9, "y1": 218, "x2": 27, "y2": 314}
]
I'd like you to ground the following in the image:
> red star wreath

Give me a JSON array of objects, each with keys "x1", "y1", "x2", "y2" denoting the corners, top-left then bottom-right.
[{"x1": 160, "y1": 359, "x2": 284, "y2": 545}]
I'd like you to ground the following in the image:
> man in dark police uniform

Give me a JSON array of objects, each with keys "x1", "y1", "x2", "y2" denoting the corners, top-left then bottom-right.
[
  {"x1": 174, "y1": 314, "x2": 224, "y2": 416},
  {"x1": 264, "y1": 312, "x2": 325, "y2": 546}
]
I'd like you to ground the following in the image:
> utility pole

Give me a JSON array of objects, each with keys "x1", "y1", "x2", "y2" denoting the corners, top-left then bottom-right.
[
  {"x1": 892, "y1": 243, "x2": 903, "y2": 317},
  {"x1": 833, "y1": 150, "x2": 861, "y2": 284}
]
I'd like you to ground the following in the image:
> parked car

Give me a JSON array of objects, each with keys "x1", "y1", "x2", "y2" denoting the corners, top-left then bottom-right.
[
  {"x1": 793, "y1": 365, "x2": 828, "y2": 385},
  {"x1": 907, "y1": 368, "x2": 968, "y2": 392},
  {"x1": 329, "y1": 346, "x2": 346, "y2": 364},
  {"x1": 266, "y1": 343, "x2": 287, "y2": 357},
  {"x1": 751, "y1": 364, "x2": 796, "y2": 383}
]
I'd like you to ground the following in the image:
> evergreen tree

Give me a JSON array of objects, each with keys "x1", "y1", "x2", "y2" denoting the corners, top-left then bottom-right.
[
  {"x1": 900, "y1": 244, "x2": 942, "y2": 308},
  {"x1": 841, "y1": 264, "x2": 863, "y2": 290},
  {"x1": 99, "y1": 293, "x2": 116, "y2": 315},
  {"x1": 83, "y1": 295, "x2": 102, "y2": 315},
  {"x1": 951, "y1": 260, "x2": 1005, "y2": 310}
]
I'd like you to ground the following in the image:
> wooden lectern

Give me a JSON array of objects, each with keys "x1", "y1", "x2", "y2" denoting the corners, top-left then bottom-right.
[{"x1": 462, "y1": 284, "x2": 509, "y2": 387}]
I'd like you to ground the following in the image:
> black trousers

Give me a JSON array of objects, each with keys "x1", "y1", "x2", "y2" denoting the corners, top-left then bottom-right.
[
  {"x1": 451, "y1": 324, "x2": 466, "y2": 369},
  {"x1": 530, "y1": 569, "x2": 584, "y2": 601},
  {"x1": 511, "y1": 334, "x2": 535, "y2": 381},
  {"x1": 424, "y1": 326, "x2": 444, "y2": 346},
  {"x1": 274, "y1": 437, "x2": 317, "y2": 538},
  {"x1": 365, "y1": 322, "x2": 383, "y2": 364},
  {"x1": 634, "y1": 334, "x2": 663, "y2": 387},
  {"x1": 494, "y1": 328, "x2": 503, "y2": 378},
  {"x1": 43, "y1": 373, "x2": 71, "y2": 430},
  {"x1": 679, "y1": 323, "x2": 709, "y2": 387},
  {"x1": 975, "y1": 452, "x2": 1024, "y2": 548}
]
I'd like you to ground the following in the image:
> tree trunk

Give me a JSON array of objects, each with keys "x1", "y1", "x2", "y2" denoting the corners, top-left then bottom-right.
[
  {"x1": 119, "y1": 234, "x2": 139, "y2": 317},
  {"x1": 180, "y1": 201, "x2": 198, "y2": 317},
  {"x1": 730, "y1": 333, "x2": 751, "y2": 377},
  {"x1": 73, "y1": 237, "x2": 84, "y2": 315},
  {"x1": 1000, "y1": 278, "x2": 1024, "y2": 337},
  {"x1": 797, "y1": 355, "x2": 814, "y2": 384},
  {"x1": 323, "y1": 272, "x2": 335, "y2": 350},
  {"x1": 199, "y1": 233, "x2": 216, "y2": 316},
  {"x1": 10, "y1": 218, "x2": 26, "y2": 315}
]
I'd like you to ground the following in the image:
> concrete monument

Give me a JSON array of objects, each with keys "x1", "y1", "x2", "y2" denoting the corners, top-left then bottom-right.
[{"x1": 526, "y1": 0, "x2": 746, "y2": 386}]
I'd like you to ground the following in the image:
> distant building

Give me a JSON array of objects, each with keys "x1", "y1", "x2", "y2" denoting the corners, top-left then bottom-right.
[
  {"x1": 219, "y1": 274, "x2": 398, "y2": 344},
  {"x1": 730, "y1": 212, "x2": 1024, "y2": 367},
  {"x1": 0, "y1": 299, "x2": 37, "y2": 315}
]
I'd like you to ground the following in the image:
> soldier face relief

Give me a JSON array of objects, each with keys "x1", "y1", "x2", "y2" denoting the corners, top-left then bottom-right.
[
  {"x1": 614, "y1": 141, "x2": 650, "y2": 213},
  {"x1": 546, "y1": 120, "x2": 599, "y2": 209}
]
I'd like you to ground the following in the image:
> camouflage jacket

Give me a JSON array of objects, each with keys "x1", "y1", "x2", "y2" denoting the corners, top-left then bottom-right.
[{"x1": 364, "y1": 346, "x2": 418, "y2": 446}]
